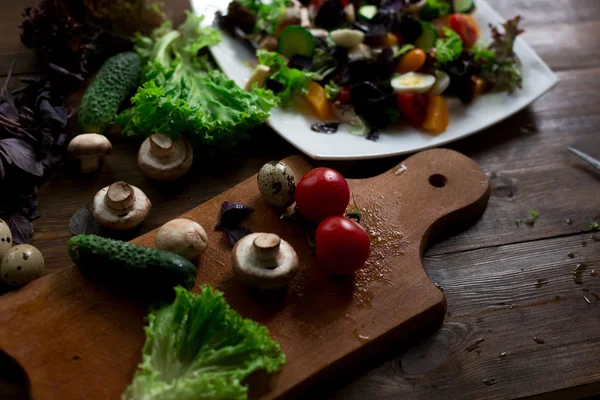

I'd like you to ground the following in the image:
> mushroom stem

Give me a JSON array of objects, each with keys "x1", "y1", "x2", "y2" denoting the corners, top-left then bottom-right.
[
  {"x1": 149, "y1": 134, "x2": 175, "y2": 158},
  {"x1": 252, "y1": 233, "x2": 282, "y2": 267},
  {"x1": 105, "y1": 181, "x2": 136, "y2": 211},
  {"x1": 79, "y1": 157, "x2": 101, "y2": 174}
]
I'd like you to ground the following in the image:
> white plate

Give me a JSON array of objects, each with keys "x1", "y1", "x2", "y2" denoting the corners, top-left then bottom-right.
[{"x1": 192, "y1": 0, "x2": 558, "y2": 160}]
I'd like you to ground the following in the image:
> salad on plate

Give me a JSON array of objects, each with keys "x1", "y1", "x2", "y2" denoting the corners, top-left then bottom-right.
[{"x1": 218, "y1": 0, "x2": 524, "y2": 138}]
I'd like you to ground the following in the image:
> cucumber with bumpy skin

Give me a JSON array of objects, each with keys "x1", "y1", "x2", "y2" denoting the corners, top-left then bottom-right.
[
  {"x1": 67, "y1": 234, "x2": 196, "y2": 291},
  {"x1": 78, "y1": 52, "x2": 142, "y2": 133}
]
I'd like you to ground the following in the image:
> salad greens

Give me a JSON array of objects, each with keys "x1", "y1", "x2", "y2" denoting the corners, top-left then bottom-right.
[
  {"x1": 123, "y1": 286, "x2": 285, "y2": 400},
  {"x1": 257, "y1": 50, "x2": 313, "y2": 106},
  {"x1": 478, "y1": 16, "x2": 524, "y2": 93},
  {"x1": 117, "y1": 13, "x2": 278, "y2": 149},
  {"x1": 420, "y1": 0, "x2": 452, "y2": 21},
  {"x1": 324, "y1": 81, "x2": 340, "y2": 100},
  {"x1": 239, "y1": 0, "x2": 290, "y2": 35},
  {"x1": 435, "y1": 28, "x2": 464, "y2": 65}
]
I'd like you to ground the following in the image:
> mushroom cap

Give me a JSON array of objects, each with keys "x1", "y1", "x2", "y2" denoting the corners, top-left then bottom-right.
[
  {"x1": 156, "y1": 218, "x2": 208, "y2": 261},
  {"x1": 68, "y1": 134, "x2": 112, "y2": 157},
  {"x1": 231, "y1": 233, "x2": 299, "y2": 290},
  {"x1": 92, "y1": 183, "x2": 152, "y2": 230},
  {"x1": 0, "y1": 219, "x2": 12, "y2": 260},
  {"x1": 0, "y1": 244, "x2": 44, "y2": 287},
  {"x1": 257, "y1": 161, "x2": 296, "y2": 208},
  {"x1": 138, "y1": 134, "x2": 193, "y2": 181}
]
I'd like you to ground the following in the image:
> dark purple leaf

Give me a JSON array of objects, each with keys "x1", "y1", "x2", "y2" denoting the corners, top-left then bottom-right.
[
  {"x1": 0, "y1": 158, "x2": 4, "y2": 179},
  {"x1": 366, "y1": 128, "x2": 380, "y2": 141},
  {"x1": 69, "y1": 204, "x2": 102, "y2": 236},
  {"x1": 4, "y1": 215, "x2": 33, "y2": 244},
  {"x1": 216, "y1": 201, "x2": 255, "y2": 228},
  {"x1": 0, "y1": 138, "x2": 43, "y2": 177},
  {"x1": 315, "y1": 0, "x2": 346, "y2": 30},
  {"x1": 221, "y1": 225, "x2": 252, "y2": 246},
  {"x1": 39, "y1": 99, "x2": 68, "y2": 128}
]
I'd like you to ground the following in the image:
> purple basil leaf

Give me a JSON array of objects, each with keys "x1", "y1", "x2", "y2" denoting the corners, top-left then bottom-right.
[
  {"x1": 216, "y1": 201, "x2": 255, "y2": 228},
  {"x1": 366, "y1": 128, "x2": 380, "y2": 141},
  {"x1": 4, "y1": 215, "x2": 33, "y2": 244},
  {"x1": 0, "y1": 158, "x2": 4, "y2": 179},
  {"x1": 39, "y1": 99, "x2": 68, "y2": 128},
  {"x1": 69, "y1": 204, "x2": 102, "y2": 236},
  {"x1": 0, "y1": 138, "x2": 43, "y2": 177},
  {"x1": 223, "y1": 225, "x2": 252, "y2": 246}
]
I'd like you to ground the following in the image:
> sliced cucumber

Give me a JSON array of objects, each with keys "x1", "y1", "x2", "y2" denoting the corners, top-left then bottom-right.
[
  {"x1": 454, "y1": 0, "x2": 475, "y2": 13},
  {"x1": 277, "y1": 26, "x2": 316, "y2": 58},
  {"x1": 415, "y1": 22, "x2": 438, "y2": 52},
  {"x1": 358, "y1": 5, "x2": 377, "y2": 20}
]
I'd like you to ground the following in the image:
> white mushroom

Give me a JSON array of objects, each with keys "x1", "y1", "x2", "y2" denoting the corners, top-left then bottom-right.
[
  {"x1": 156, "y1": 218, "x2": 208, "y2": 261},
  {"x1": 68, "y1": 134, "x2": 112, "y2": 173},
  {"x1": 300, "y1": 7, "x2": 311, "y2": 28},
  {"x1": 309, "y1": 29, "x2": 329, "y2": 40},
  {"x1": 330, "y1": 29, "x2": 365, "y2": 48},
  {"x1": 0, "y1": 219, "x2": 12, "y2": 260},
  {"x1": 92, "y1": 181, "x2": 152, "y2": 230},
  {"x1": 344, "y1": 4, "x2": 356, "y2": 23},
  {"x1": 257, "y1": 161, "x2": 296, "y2": 208},
  {"x1": 138, "y1": 134, "x2": 193, "y2": 181},
  {"x1": 348, "y1": 43, "x2": 373, "y2": 61},
  {"x1": 0, "y1": 244, "x2": 44, "y2": 287},
  {"x1": 232, "y1": 233, "x2": 299, "y2": 290}
]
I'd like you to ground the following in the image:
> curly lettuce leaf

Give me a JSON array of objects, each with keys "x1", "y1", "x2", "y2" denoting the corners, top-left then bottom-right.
[
  {"x1": 122, "y1": 286, "x2": 285, "y2": 400},
  {"x1": 239, "y1": 0, "x2": 289, "y2": 35},
  {"x1": 257, "y1": 50, "x2": 313, "y2": 106},
  {"x1": 477, "y1": 16, "x2": 524, "y2": 93},
  {"x1": 118, "y1": 12, "x2": 277, "y2": 149},
  {"x1": 435, "y1": 27, "x2": 463, "y2": 65}
]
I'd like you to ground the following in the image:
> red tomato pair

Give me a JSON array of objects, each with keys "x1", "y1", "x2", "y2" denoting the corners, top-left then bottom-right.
[{"x1": 295, "y1": 168, "x2": 371, "y2": 274}]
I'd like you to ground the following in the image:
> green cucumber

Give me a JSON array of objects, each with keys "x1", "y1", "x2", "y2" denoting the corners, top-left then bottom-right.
[
  {"x1": 277, "y1": 26, "x2": 316, "y2": 58},
  {"x1": 415, "y1": 22, "x2": 438, "y2": 52},
  {"x1": 454, "y1": 0, "x2": 475, "y2": 13},
  {"x1": 68, "y1": 235, "x2": 196, "y2": 291},
  {"x1": 78, "y1": 52, "x2": 142, "y2": 133},
  {"x1": 358, "y1": 5, "x2": 377, "y2": 20}
]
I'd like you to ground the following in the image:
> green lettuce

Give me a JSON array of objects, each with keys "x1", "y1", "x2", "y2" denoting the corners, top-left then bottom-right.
[
  {"x1": 435, "y1": 27, "x2": 463, "y2": 65},
  {"x1": 257, "y1": 50, "x2": 313, "y2": 106},
  {"x1": 122, "y1": 286, "x2": 285, "y2": 400},
  {"x1": 239, "y1": 0, "x2": 290, "y2": 35},
  {"x1": 420, "y1": 0, "x2": 452, "y2": 21},
  {"x1": 117, "y1": 13, "x2": 277, "y2": 149}
]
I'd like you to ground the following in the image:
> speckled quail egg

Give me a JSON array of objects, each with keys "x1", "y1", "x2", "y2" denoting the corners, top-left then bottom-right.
[
  {"x1": 257, "y1": 161, "x2": 297, "y2": 208},
  {"x1": 1, "y1": 244, "x2": 45, "y2": 287},
  {"x1": 0, "y1": 219, "x2": 12, "y2": 260}
]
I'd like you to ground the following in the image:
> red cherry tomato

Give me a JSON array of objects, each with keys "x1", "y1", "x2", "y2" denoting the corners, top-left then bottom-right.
[
  {"x1": 295, "y1": 168, "x2": 350, "y2": 223},
  {"x1": 339, "y1": 0, "x2": 350, "y2": 6},
  {"x1": 311, "y1": 0, "x2": 327, "y2": 9},
  {"x1": 316, "y1": 216, "x2": 371, "y2": 275},
  {"x1": 449, "y1": 14, "x2": 480, "y2": 47},
  {"x1": 337, "y1": 87, "x2": 352, "y2": 104},
  {"x1": 397, "y1": 93, "x2": 430, "y2": 127}
]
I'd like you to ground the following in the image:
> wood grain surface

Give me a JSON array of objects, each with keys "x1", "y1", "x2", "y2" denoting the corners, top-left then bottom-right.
[
  {"x1": 0, "y1": 150, "x2": 491, "y2": 400},
  {"x1": 1, "y1": 0, "x2": 600, "y2": 399}
]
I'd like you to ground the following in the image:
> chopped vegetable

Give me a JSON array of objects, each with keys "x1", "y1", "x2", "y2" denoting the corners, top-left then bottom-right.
[
  {"x1": 324, "y1": 81, "x2": 341, "y2": 100},
  {"x1": 415, "y1": 22, "x2": 438, "y2": 52},
  {"x1": 117, "y1": 13, "x2": 277, "y2": 150},
  {"x1": 420, "y1": 0, "x2": 452, "y2": 21},
  {"x1": 304, "y1": 82, "x2": 332, "y2": 121},
  {"x1": 358, "y1": 5, "x2": 378, "y2": 20},
  {"x1": 590, "y1": 222, "x2": 599, "y2": 231},
  {"x1": 393, "y1": 44, "x2": 415, "y2": 58},
  {"x1": 215, "y1": 202, "x2": 255, "y2": 246},
  {"x1": 454, "y1": 0, "x2": 476, "y2": 13},
  {"x1": 397, "y1": 93, "x2": 429, "y2": 126},
  {"x1": 257, "y1": 50, "x2": 313, "y2": 106},
  {"x1": 478, "y1": 16, "x2": 524, "y2": 93},
  {"x1": 449, "y1": 14, "x2": 480, "y2": 47},
  {"x1": 315, "y1": 0, "x2": 347, "y2": 30},
  {"x1": 516, "y1": 210, "x2": 539, "y2": 227},
  {"x1": 423, "y1": 95, "x2": 450, "y2": 134},
  {"x1": 277, "y1": 26, "x2": 316, "y2": 58},
  {"x1": 122, "y1": 286, "x2": 285, "y2": 400},
  {"x1": 238, "y1": 0, "x2": 289, "y2": 35},
  {"x1": 435, "y1": 27, "x2": 463, "y2": 65},
  {"x1": 397, "y1": 49, "x2": 427, "y2": 74}
]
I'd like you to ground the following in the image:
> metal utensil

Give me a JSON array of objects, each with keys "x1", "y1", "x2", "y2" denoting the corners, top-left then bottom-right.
[{"x1": 568, "y1": 147, "x2": 600, "y2": 171}]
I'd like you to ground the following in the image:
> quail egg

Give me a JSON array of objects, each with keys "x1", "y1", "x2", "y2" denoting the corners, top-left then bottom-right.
[
  {"x1": 1, "y1": 244, "x2": 45, "y2": 287},
  {"x1": 0, "y1": 219, "x2": 12, "y2": 260},
  {"x1": 257, "y1": 161, "x2": 296, "y2": 208}
]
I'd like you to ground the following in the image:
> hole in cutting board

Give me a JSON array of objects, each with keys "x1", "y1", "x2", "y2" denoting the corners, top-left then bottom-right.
[{"x1": 429, "y1": 174, "x2": 447, "y2": 188}]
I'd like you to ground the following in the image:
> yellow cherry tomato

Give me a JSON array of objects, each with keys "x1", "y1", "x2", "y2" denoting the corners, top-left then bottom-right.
[
  {"x1": 305, "y1": 81, "x2": 332, "y2": 121},
  {"x1": 397, "y1": 49, "x2": 427, "y2": 74},
  {"x1": 423, "y1": 95, "x2": 450, "y2": 134}
]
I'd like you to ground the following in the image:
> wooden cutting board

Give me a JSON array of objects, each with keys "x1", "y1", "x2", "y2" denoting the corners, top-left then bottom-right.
[{"x1": 0, "y1": 149, "x2": 490, "y2": 400}]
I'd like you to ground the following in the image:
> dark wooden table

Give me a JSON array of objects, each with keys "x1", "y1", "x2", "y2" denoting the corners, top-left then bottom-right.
[{"x1": 1, "y1": 0, "x2": 600, "y2": 399}]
